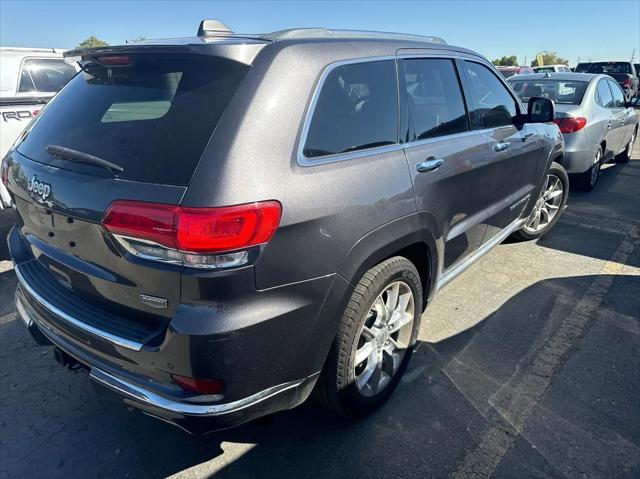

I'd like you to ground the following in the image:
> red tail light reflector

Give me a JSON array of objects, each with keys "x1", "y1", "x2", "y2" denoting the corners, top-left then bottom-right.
[
  {"x1": 553, "y1": 117, "x2": 587, "y2": 133},
  {"x1": 172, "y1": 375, "x2": 224, "y2": 395},
  {"x1": 623, "y1": 78, "x2": 631, "y2": 87}
]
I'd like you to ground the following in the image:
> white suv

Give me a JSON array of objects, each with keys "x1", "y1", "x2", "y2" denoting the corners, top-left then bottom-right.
[{"x1": 1, "y1": 47, "x2": 77, "y2": 207}]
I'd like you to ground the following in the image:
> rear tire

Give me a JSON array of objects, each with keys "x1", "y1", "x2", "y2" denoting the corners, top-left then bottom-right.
[
  {"x1": 617, "y1": 128, "x2": 636, "y2": 163},
  {"x1": 575, "y1": 146, "x2": 602, "y2": 191},
  {"x1": 313, "y1": 257, "x2": 422, "y2": 417},
  {"x1": 511, "y1": 161, "x2": 568, "y2": 241}
]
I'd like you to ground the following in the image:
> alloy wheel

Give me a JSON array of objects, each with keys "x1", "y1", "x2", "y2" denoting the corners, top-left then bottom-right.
[
  {"x1": 523, "y1": 173, "x2": 564, "y2": 234},
  {"x1": 353, "y1": 281, "x2": 415, "y2": 397}
]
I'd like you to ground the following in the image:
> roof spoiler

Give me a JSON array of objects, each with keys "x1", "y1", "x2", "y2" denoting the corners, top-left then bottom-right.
[{"x1": 197, "y1": 19, "x2": 234, "y2": 37}]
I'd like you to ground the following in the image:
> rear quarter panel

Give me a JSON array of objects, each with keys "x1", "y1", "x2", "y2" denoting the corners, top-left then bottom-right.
[{"x1": 182, "y1": 42, "x2": 419, "y2": 290}]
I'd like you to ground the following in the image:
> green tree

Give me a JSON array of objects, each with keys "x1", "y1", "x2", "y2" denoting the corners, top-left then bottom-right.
[
  {"x1": 531, "y1": 51, "x2": 569, "y2": 67},
  {"x1": 492, "y1": 55, "x2": 518, "y2": 67},
  {"x1": 76, "y1": 36, "x2": 109, "y2": 48}
]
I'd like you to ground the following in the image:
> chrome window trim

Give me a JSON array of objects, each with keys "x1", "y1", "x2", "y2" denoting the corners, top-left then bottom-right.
[
  {"x1": 296, "y1": 52, "x2": 491, "y2": 166},
  {"x1": 15, "y1": 263, "x2": 145, "y2": 351},
  {"x1": 296, "y1": 55, "x2": 397, "y2": 167}
]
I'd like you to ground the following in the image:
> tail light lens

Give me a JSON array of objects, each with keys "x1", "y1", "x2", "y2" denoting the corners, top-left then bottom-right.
[
  {"x1": 554, "y1": 117, "x2": 587, "y2": 133},
  {"x1": 623, "y1": 78, "x2": 631, "y2": 87},
  {"x1": 103, "y1": 200, "x2": 281, "y2": 269}
]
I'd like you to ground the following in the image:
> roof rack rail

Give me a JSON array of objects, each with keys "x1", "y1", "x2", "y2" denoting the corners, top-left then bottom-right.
[
  {"x1": 261, "y1": 28, "x2": 446, "y2": 44},
  {"x1": 197, "y1": 19, "x2": 234, "y2": 37},
  {"x1": 0, "y1": 46, "x2": 61, "y2": 53}
]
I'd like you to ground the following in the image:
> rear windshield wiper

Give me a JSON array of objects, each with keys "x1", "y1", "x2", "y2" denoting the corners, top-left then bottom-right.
[{"x1": 46, "y1": 145, "x2": 124, "y2": 173}]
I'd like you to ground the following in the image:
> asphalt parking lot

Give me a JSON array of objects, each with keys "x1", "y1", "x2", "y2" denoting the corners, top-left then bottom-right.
[{"x1": 0, "y1": 144, "x2": 638, "y2": 479}]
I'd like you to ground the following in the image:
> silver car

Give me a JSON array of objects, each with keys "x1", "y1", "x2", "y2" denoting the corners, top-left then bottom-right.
[{"x1": 509, "y1": 73, "x2": 638, "y2": 190}]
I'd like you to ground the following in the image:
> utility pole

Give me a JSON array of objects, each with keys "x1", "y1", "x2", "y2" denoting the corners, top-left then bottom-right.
[{"x1": 631, "y1": 49, "x2": 636, "y2": 62}]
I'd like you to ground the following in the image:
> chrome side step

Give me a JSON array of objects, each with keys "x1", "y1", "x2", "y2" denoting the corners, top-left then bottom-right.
[{"x1": 436, "y1": 217, "x2": 525, "y2": 292}]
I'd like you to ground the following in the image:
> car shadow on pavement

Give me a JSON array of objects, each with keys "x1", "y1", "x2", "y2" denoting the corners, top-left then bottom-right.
[
  {"x1": 3, "y1": 273, "x2": 637, "y2": 478},
  {"x1": 202, "y1": 273, "x2": 639, "y2": 479}
]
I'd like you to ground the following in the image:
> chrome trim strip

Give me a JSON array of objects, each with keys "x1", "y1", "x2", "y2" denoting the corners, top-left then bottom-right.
[
  {"x1": 14, "y1": 263, "x2": 144, "y2": 351},
  {"x1": 436, "y1": 217, "x2": 526, "y2": 291},
  {"x1": 89, "y1": 368, "x2": 318, "y2": 417}
]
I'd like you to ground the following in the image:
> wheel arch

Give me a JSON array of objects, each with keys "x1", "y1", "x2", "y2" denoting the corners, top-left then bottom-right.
[{"x1": 337, "y1": 212, "x2": 441, "y2": 309}]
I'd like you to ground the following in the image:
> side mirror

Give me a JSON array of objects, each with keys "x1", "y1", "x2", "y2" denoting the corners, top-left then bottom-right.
[{"x1": 527, "y1": 97, "x2": 555, "y2": 123}]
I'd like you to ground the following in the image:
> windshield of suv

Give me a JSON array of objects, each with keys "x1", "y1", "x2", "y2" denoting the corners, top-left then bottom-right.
[
  {"x1": 587, "y1": 62, "x2": 631, "y2": 74},
  {"x1": 509, "y1": 79, "x2": 588, "y2": 105},
  {"x1": 16, "y1": 53, "x2": 249, "y2": 185}
]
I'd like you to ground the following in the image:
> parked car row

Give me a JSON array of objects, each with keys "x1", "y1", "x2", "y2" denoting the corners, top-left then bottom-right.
[
  {"x1": 502, "y1": 61, "x2": 639, "y2": 102},
  {"x1": 508, "y1": 72, "x2": 637, "y2": 190},
  {"x1": 2, "y1": 21, "x2": 571, "y2": 434}
]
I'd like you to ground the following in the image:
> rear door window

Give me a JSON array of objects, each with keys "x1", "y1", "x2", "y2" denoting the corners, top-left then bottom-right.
[
  {"x1": 596, "y1": 79, "x2": 614, "y2": 107},
  {"x1": 303, "y1": 60, "x2": 398, "y2": 158},
  {"x1": 463, "y1": 61, "x2": 518, "y2": 129},
  {"x1": 400, "y1": 58, "x2": 468, "y2": 141},
  {"x1": 607, "y1": 80, "x2": 625, "y2": 107},
  {"x1": 16, "y1": 54, "x2": 249, "y2": 186},
  {"x1": 18, "y1": 58, "x2": 77, "y2": 93}
]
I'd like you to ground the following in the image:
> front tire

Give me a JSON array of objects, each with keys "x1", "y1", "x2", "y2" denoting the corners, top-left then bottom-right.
[
  {"x1": 511, "y1": 161, "x2": 569, "y2": 241},
  {"x1": 313, "y1": 257, "x2": 422, "y2": 417}
]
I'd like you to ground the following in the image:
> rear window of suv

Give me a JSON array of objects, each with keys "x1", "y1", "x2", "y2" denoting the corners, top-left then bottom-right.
[
  {"x1": 509, "y1": 79, "x2": 588, "y2": 105},
  {"x1": 17, "y1": 54, "x2": 249, "y2": 186},
  {"x1": 587, "y1": 62, "x2": 632, "y2": 74},
  {"x1": 303, "y1": 60, "x2": 398, "y2": 158}
]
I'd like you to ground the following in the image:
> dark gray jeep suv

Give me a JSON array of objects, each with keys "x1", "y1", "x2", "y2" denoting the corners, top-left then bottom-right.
[{"x1": 2, "y1": 21, "x2": 568, "y2": 434}]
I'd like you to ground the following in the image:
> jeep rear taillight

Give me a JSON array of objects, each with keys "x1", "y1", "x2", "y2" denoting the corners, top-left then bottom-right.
[{"x1": 102, "y1": 200, "x2": 282, "y2": 269}]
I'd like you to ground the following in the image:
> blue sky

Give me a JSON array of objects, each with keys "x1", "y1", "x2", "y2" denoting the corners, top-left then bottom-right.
[{"x1": 1, "y1": 0, "x2": 639, "y2": 66}]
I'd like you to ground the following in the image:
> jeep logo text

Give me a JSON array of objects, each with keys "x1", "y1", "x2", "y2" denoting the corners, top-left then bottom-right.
[{"x1": 27, "y1": 175, "x2": 51, "y2": 201}]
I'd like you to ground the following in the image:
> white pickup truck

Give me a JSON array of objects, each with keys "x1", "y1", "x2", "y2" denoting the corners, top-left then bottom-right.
[{"x1": 1, "y1": 47, "x2": 78, "y2": 208}]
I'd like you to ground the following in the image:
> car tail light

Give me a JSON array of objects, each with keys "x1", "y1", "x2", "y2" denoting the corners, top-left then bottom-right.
[
  {"x1": 102, "y1": 200, "x2": 281, "y2": 269},
  {"x1": 172, "y1": 375, "x2": 224, "y2": 396},
  {"x1": 554, "y1": 117, "x2": 587, "y2": 133},
  {"x1": 623, "y1": 77, "x2": 631, "y2": 87}
]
